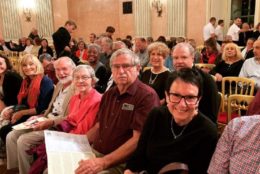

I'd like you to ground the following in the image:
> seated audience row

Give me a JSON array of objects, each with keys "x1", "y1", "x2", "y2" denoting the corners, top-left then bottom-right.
[
  {"x1": 0, "y1": 54, "x2": 54, "y2": 144},
  {"x1": 0, "y1": 41, "x2": 258, "y2": 174}
]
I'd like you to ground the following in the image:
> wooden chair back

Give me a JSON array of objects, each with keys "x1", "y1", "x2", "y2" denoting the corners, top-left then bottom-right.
[
  {"x1": 227, "y1": 94, "x2": 254, "y2": 123},
  {"x1": 221, "y1": 76, "x2": 255, "y2": 112}
]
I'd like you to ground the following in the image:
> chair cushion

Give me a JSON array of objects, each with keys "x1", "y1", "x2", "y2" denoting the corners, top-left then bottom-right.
[{"x1": 218, "y1": 112, "x2": 239, "y2": 124}]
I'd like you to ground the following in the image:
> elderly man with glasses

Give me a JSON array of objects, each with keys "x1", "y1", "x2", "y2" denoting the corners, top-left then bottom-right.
[{"x1": 75, "y1": 48, "x2": 160, "y2": 174}]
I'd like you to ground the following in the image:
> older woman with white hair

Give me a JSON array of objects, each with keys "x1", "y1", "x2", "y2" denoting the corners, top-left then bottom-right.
[
  {"x1": 65, "y1": 64, "x2": 102, "y2": 133},
  {"x1": 26, "y1": 64, "x2": 101, "y2": 174}
]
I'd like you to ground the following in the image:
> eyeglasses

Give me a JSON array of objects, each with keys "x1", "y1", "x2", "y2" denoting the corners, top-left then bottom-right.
[
  {"x1": 168, "y1": 93, "x2": 199, "y2": 105},
  {"x1": 111, "y1": 64, "x2": 135, "y2": 70},
  {"x1": 74, "y1": 76, "x2": 91, "y2": 81}
]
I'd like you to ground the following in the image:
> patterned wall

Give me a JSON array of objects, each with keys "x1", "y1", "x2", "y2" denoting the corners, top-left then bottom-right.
[
  {"x1": 134, "y1": 0, "x2": 151, "y2": 37},
  {"x1": 35, "y1": 0, "x2": 54, "y2": 38},
  {"x1": 0, "y1": 0, "x2": 22, "y2": 40},
  {"x1": 167, "y1": 0, "x2": 186, "y2": 37},
  {"x1": 0, "y1": 0, "x2": 54, "y2": 40}
]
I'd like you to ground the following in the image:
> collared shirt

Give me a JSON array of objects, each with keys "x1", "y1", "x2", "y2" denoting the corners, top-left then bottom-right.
[
  {"x1": 50, "y1": 86, "x2": 70, "y2": 116},
  {"x1": 227, "y1": 23, "x2": 240, "y2": 41},
  {"x1": 215, "y1": 25, "x2": 224, "y2": 41},
  {"x1": 93, "y1": 79, "x2": 160, "y2": 154},
  {"x1": 208, "y1": 115, "x2": 260, "y2": 174},
  {"x1": 66, "y1": 88, "x2": 101, "y2": 134},
  {"x1": 203, "y1": 23, "x2": 215, "y2": 41},
  {"x1": 239, "y1": 57, "x2": 260, "y2": 89}
]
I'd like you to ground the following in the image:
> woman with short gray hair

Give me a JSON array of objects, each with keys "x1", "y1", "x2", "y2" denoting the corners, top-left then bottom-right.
[{"x1": 141, "y1": 42, "x2": 170, "y2": 105}]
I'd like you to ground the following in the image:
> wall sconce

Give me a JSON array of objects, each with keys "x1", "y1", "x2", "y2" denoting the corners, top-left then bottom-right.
[
  {"x1": 152, "y1": 0, "x2": 163, "y2": 17},
  {"x1": 23, "y1": 7, "x2": 32, "y2": 22},
  {"x1": 19, "y1": 0, "x2": 35, "y2": 22}
]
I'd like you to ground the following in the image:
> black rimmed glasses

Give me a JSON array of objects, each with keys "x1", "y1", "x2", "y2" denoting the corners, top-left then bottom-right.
[{"x1": 168, "y1": 92, "x2": 199, "y2": 105}]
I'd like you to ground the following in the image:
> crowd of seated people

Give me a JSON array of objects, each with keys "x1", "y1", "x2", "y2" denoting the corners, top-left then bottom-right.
[{"x1": 0, "y1": 18, "x2": 260, "y2": 174}]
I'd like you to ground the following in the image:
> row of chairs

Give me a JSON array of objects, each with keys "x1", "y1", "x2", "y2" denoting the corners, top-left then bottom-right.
[{"x1": 195, "y1": 63, "x2": 255, "y2": 131}]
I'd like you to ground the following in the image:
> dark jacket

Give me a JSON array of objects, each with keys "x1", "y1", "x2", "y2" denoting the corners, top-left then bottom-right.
[
  {"x1": 52, "y1": 27, "x2": 71, "y2": 58},
  {"x1": 2, "y1": 71, "x2": 23, "y2": 106}
]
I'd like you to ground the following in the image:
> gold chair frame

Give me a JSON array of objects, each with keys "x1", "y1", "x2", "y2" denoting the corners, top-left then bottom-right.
[
  {"x1": 221, "y1": 76, "x2": 255, "y2": 112},
  {"x1": 195, "y1": 63, "x2": 216, "y2": 70},
  {"x1": 227, "y1": 94, "x2": 254, "y2": 123}
]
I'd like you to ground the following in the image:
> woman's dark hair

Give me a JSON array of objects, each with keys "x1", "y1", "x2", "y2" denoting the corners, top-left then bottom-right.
[
  {"x1": 77, "y1": 40, "x2": 87, "y2": 49},
  {"x1": 122, "y1": 39, "x2": 133, "y2": 49},
  {"x1": 204, "y1": 38, "x2": 218, "y2": 53},
  {"x1": 41, "y1": 38, "x2": 49, "y2": 45},
  {"x1": 0, "y1": 54, "x2": 13, "y2": 71},
  {"x1": 166, "y1": 68, "x2": 203, "y2": 97},
  {"x1": 156, "y1": 35, "x2": 167, "y2": 44}
]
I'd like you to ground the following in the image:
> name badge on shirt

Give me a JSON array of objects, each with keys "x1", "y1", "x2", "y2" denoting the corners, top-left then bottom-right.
[{"x1": 122, "y1": 103, "x2": 134, "y2": 111}]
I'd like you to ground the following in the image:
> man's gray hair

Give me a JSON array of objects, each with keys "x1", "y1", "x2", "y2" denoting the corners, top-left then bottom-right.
[
  {"x1": 101, "y1": 37, "x2": 113, "y2": 49},
  {"x1": 88, "y1": 43, "x2": 101, "y2": 54},
  {"x1": 54, "y1": 57, "x2": 76, "y2": 70},
  {"x1": 110, "y1": 48, "x2": 140, "y2": 68},
  {"x1": 73, "y1": 65, "x2": 99, "y2": 83},
  {"x1": 39, "y1": 53, "x2": 52, "y2": 63},
  {"x1": 173, "y1": 42, "x2": 195, "y2": 57}
]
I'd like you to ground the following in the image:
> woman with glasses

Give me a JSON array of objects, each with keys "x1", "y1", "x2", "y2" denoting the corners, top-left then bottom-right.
[{"x1": 125, "y1": 68, "x2": 218, "y2": 174}]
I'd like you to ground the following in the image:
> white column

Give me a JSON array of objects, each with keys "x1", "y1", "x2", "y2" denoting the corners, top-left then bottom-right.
[
  {"x1": 255, "y1": 0, "x2": 260, "y2": 26},
  {"x1": 167, "y1": 0, "x2": 186, "y2": 37},
  {"x1": 0, "y1": 0, "x2": 22, "y2": 40},
  {"x1": 35, "y1": 0, "x2": 54, "y2": 38},
  {"x1": 134, "y1": 0, "x2": 151, "y2": 37}
]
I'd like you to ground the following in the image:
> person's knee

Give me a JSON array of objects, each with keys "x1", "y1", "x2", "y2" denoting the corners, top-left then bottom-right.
[
  {"x1": 17, "y1": 134, "x2": 29, "y2": 151},
  {"x1": 6, "y1": 131, "x2": 18, "y2": 145}
]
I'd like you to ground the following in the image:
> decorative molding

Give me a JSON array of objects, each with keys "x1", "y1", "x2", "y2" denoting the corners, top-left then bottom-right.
[
  {"x1": 0, "y1": 0, "x2": 22, "y2": 39},
  {"x1": 167, "y1": 0, "x2": 186, "y2": 37}
]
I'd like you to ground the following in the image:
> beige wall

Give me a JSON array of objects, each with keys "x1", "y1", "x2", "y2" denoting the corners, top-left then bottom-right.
[
  {"x1": 67, "y1": 0, "x2": 134, "y2": 42},
  {"x1": 52, "y1": 0, "x2": 69, "y2": 31},
  {"x1": 0, "y1": 10, "x2": 2, "y2": 38},
  {"x1": 3, "y1": 0, "x2": 258, "y2": 46},
  {"x1": 186, "y1": 0, "x2": 206, "y2": 45},
  {"x1": 0, "y1": 0, "x2": 212, "y2": 45},
  {"x1": 118, "y1": 0, "x2": 134, "y2": 39},
  {"x1": 151, "y1": 0, "x2": 167, "y2": 40}
]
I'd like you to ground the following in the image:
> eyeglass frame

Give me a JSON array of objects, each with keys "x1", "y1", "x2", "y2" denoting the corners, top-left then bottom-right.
[
  {"x1": 167, "y1": 92, "x2": 200, "y2": 105},
  {"x1": 111, "y1": 63, "x2": 136, "y2": 71},
  {"x1": 74, "y1": 75, "x2": 91, "y2": 82}
]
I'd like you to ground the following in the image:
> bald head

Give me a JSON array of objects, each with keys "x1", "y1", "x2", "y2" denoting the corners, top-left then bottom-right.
[
  {"x1": 253, "y1": 40, "x2": 260, "y2": 59},
  {"x1": 172, "y1": 43, "x2": 195, "y2": 71}
]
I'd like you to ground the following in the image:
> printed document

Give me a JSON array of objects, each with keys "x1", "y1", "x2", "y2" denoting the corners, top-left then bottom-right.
[{"x1": 44, "y1": 130, "x2": 95, "y2": 174}]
